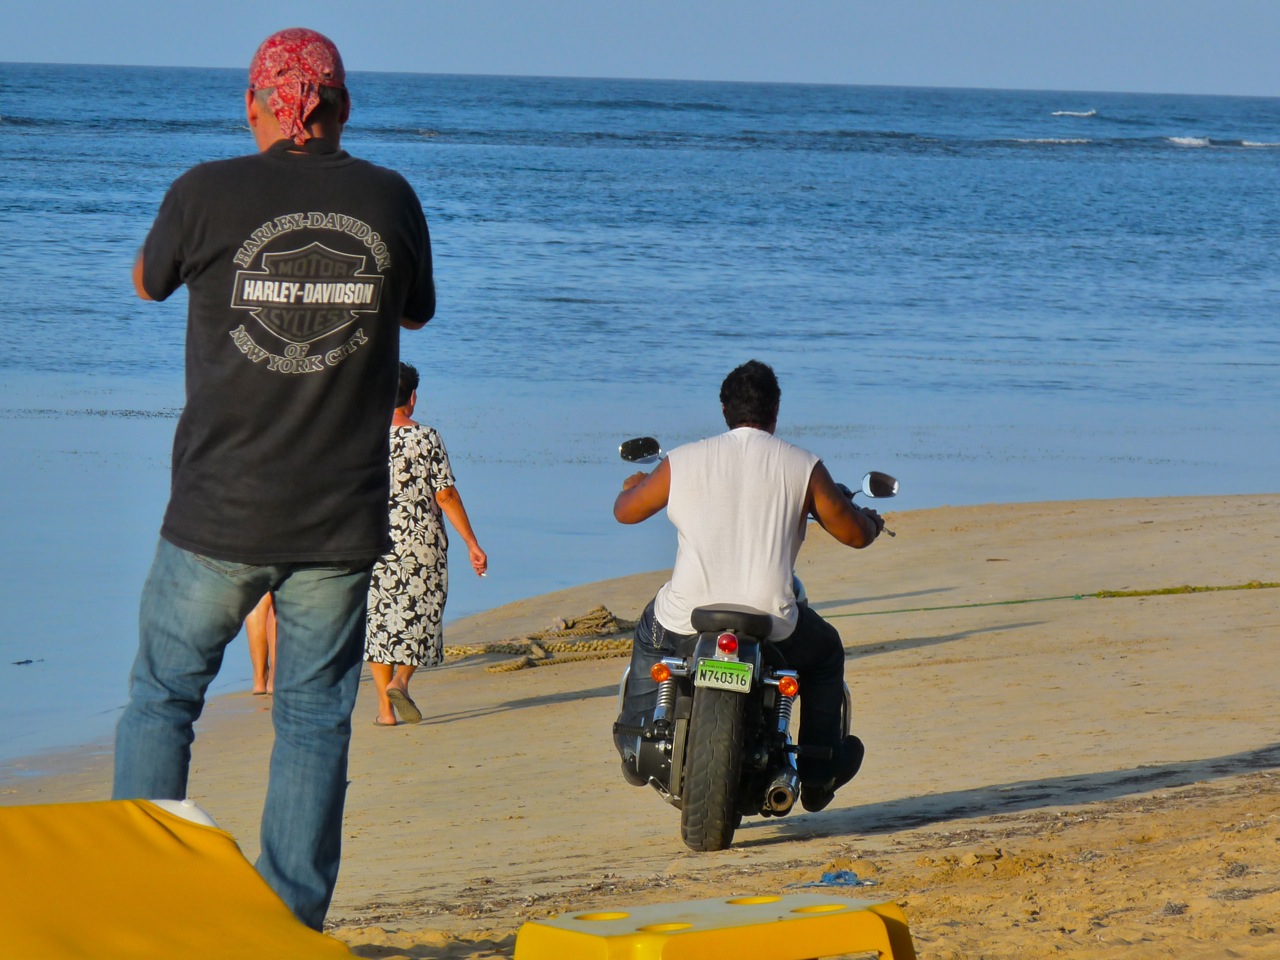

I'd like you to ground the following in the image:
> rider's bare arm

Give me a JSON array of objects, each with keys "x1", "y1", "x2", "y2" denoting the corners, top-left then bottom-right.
[
  {"x1": 613, "y1": 457, "x2": 672, "y2": 524},
  {"x1": 807, "y1": 461, "x2": 881, "y2": 548}
]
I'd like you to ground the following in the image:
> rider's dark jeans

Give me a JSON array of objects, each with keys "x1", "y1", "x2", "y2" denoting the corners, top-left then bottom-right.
[{"x1": 616, "y1": 598, "x2": 848, "y2": 784}]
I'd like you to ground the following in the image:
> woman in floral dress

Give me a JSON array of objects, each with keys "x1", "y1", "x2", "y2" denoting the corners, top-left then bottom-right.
[{"x1": 365, "y1": 362, "x2": 487, "y2": 726}]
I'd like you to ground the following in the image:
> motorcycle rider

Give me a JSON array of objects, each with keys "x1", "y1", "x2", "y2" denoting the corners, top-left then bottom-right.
[{"x1": 613, "y1": 360, "x2": 884, "y2": 812}]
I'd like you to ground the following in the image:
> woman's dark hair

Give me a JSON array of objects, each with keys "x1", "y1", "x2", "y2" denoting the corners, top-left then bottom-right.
[
  {"x1": 396, "y1": 362, "x2": 420, "y2": 408},
  {"x1": 720, "y1": 359, "x2": 780, "y2": 429}
]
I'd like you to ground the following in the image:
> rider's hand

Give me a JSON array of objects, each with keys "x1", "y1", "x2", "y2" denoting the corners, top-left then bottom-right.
[
  {"x1": 862, "y1": 507, "x2": 885, "y2": 538},
  {"x1": 621, "y1": 471, "x2": 648, "y2": 492}
]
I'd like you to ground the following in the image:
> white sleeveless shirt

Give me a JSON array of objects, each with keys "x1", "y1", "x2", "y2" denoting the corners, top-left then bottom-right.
[{"x1": 653, "y1": 427, "x2": 819, "y2": 640}]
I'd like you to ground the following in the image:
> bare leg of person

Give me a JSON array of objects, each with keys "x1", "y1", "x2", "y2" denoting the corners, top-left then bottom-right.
[
  {"x1": 264, "y1": 598, "x2": 277, "y2": 693},
  {"x1": 247, "y1": 592, "x2": 275, "y2": 695},
  {"x1": 388, "y1": 664, "x2": 417, "y2": 698},
  {"x1": 368, "y1": 661, "x2": 397, "y2": 725}
]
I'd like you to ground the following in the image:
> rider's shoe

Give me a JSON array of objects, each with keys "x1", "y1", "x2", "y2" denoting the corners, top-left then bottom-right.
[{"x1": 800, "y1": 735, "x2": 864, "y2": 813}]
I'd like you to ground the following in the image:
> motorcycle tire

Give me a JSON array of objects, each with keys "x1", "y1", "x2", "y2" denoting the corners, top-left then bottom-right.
[
  {"x1": 680, "y1": 685, "x2": 746, "y2": 851},
  {"x1": 841, "y1": 680, "x2": 852, "y2": 737}
]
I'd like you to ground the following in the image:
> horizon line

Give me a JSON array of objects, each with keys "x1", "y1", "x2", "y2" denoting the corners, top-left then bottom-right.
[{"x1": 2, "y1": 59, "x2": 1276, "y2": 101}]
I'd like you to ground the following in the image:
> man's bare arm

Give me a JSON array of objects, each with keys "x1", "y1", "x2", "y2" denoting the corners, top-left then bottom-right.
[
  {"x1": 613, "y1": 457, "x2": 672, "y2": 524},
  {"x1": 131, "y1": 252, "x2": 154, "y2": 301},
  {"x1": 807, "y1": 461, "x2": 881, "y2": 548}
]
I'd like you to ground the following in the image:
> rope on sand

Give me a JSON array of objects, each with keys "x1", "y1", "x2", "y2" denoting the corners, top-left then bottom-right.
[
  {"x1": 439, "y1": 605, "x2": 636, "y2": 673},
  {"x1": 484, "y1": 643, "x2": 633, "y2": 673}
]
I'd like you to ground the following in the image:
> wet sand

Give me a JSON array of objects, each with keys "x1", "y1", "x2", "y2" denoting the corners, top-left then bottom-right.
[{"x1": 4, "y1": 496, "x2": 1279, "y2": 958}]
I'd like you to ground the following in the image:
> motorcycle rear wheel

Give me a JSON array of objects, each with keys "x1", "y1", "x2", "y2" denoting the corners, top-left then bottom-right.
[{"x1": 680, "y1": 685, "x2": 746, "y2": 851}]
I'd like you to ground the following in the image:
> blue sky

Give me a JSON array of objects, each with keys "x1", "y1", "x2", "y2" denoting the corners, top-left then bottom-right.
[{"x1": 3, "y1": 0, "x2": 1280, "y2": 96}]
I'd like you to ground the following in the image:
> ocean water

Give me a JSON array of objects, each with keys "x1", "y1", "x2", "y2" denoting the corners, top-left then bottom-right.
[{"x1": 2, "y1": 63, "x2": 1279, "y2": 765}]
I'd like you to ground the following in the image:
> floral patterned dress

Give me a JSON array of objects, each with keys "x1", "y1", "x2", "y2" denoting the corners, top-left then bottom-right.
[{"x1": 365, "y1": 423, "x2": 456, "y2": 666}]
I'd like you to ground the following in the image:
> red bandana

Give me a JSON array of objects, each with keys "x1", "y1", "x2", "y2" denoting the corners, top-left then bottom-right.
[{"x1": 248, "y1": 28, "x2": 346, "y2": 145}]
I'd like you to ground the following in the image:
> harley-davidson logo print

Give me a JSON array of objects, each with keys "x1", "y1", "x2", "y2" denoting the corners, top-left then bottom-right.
[
  {"x1": 232, "y1": 242, "x2": 384, "y2": 343},
  {"x1": 227, "y1": 212, "x2": 393, "y2": 375}
]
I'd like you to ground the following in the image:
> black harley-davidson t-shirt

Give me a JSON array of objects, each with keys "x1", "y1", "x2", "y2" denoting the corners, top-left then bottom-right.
[{"x1": 141, "y1": 139, "x2": 435, "y2": 563}]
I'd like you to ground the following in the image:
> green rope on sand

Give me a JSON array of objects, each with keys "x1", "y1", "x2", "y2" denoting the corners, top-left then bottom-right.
[
  {"x1": 1093, "y1": 580, "x2": 1280, "y2": 598},
  {"x1": 825, "y1": 580, "x2": 1280, "y2": 619}
]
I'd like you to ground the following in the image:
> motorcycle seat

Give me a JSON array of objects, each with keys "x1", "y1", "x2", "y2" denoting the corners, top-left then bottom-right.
[{"x1": 690, "y1": 604, "x2": 773, "y2": 638}]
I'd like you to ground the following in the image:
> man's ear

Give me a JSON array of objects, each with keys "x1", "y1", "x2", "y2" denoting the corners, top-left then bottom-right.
[{"x1": 339, "y1": 89, "x2": 351, "y2": 125}]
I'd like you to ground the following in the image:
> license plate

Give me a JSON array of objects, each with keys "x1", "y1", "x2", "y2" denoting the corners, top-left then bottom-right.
[{"x1": 694, "y1": 658, "x2": 752, "y2": 693}]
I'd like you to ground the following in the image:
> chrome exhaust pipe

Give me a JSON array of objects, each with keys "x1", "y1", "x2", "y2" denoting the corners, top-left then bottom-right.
[{"x1": 763, "y1": 767, "x2": 799, "y2": 815}]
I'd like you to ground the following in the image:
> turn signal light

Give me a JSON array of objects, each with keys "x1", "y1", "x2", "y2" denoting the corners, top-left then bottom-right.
[
  {"x1": 717, "y1": 633, "x2": 738, "y2": 654},
  {"x1": 651, "y1": 662, "x2": 671, "y2": 683},
  {"x1": 778, "y1": 676, "x2": 799, "y2": 697}
]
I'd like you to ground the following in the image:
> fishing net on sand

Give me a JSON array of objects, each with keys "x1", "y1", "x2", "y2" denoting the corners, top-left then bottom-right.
[{"x1": 442, "y1": 605, "x2": 636, "y2": 673}]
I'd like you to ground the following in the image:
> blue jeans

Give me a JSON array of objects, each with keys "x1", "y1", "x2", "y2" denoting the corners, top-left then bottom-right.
[{"x1": 113, "y1": 539, "x2": 374, "y2": 930}]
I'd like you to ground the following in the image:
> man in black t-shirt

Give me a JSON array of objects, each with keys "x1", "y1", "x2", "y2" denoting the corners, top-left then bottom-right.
[{"x1": 113, "y1": 29, "x2": 434, "y2": 929}]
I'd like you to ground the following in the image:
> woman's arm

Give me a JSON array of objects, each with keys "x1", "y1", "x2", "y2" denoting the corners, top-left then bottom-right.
[{"x1": 435, "y1": 486, "x2": 488, "y2": 575}]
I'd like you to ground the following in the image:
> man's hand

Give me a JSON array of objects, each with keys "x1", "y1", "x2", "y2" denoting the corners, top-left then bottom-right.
[
  {"x1": 859, "y1": 506, "x2": 885, "y2": 537},
  {"x1": 621, "y1": 471, "x2": 648, "y2": 492}
]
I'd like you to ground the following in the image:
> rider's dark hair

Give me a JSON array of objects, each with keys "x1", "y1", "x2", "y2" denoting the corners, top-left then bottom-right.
[
  {"x1": 720, "y1": 360, "x2": 780, "y2": 429},
  {"x1": 396, "y1": 361, "x2": 420, "y2": 408}
]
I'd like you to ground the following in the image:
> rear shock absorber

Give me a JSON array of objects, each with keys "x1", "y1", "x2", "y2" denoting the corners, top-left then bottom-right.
[
  {"x1": 775, "y1": 690, "x2": 795, "y2": 733},
  {"x1": 653, "y1": 677, "x2": 678, "y2": 724}
]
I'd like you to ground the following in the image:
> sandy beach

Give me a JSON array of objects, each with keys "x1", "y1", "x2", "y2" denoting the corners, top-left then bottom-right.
[{"x1": 5, "y1": 495, "x2": 1279, "y2": 958}]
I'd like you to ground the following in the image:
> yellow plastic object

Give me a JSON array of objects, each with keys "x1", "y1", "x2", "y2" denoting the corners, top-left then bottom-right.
[
  {"x1": 0, "y1": 799, "x2": 353, "y2": 959},
  {"x1": 514, "y1": 893, "x2": 916, "y2": 960}
]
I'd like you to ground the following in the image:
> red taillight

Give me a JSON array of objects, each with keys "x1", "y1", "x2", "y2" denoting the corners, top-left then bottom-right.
[
  {"x1": 650, "y1": 662, "x2": 671, "y2": 683},
  {"x1": 717, "y1": 633, "x2": 738, "y2": 654},
  {"x1": 778, "y1": 675, "x2": 799, "y2": 697}
]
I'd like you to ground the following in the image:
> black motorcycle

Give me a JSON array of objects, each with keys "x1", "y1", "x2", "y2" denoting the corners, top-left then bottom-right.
[{"x1": 613, "y1": 436, "x2": 898, "y2": 851}]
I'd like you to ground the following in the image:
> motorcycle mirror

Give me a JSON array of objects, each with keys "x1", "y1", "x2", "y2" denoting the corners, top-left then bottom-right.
[
  {"x1": 862, "y1": 471, "x2": 899, "y2": 499},
  {"x1": 620, "y1": 436, "x2": 663, "y2": 464}
]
